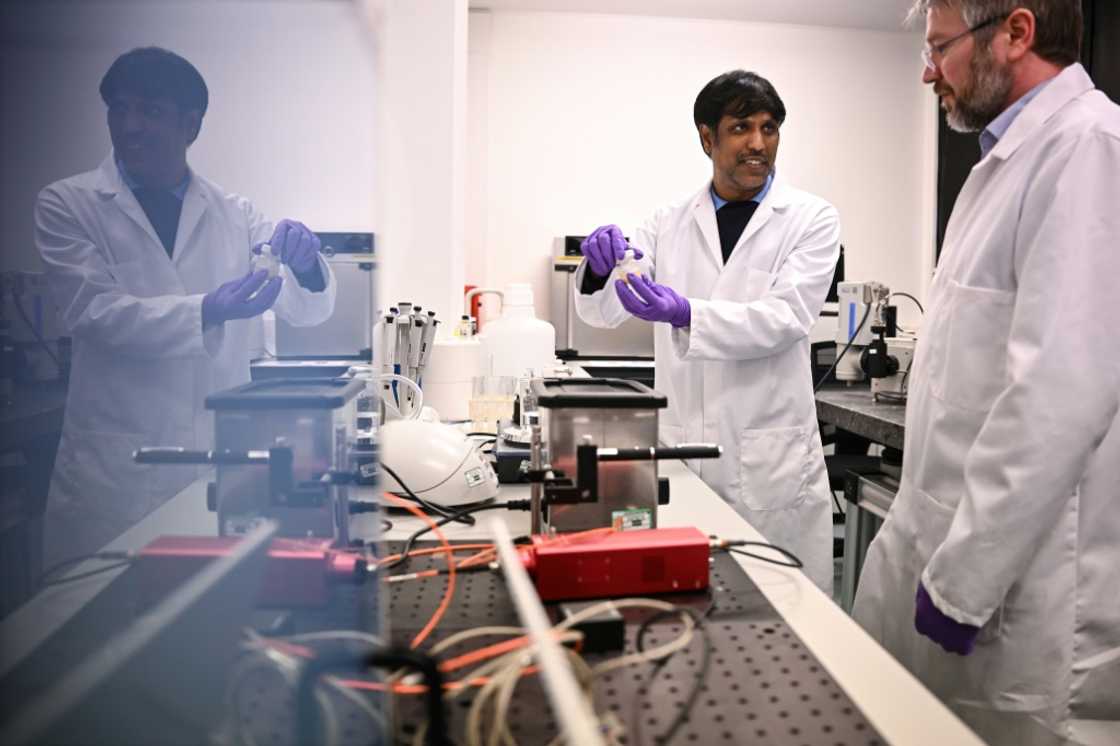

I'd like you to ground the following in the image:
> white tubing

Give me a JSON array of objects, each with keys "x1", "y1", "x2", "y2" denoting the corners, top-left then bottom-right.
[
  {"x1": 489, "y1": 519, "x2": 606, "y2": 746},
  {"x1": 378, "y1": 374, "x2": 423, "y2": 420}
]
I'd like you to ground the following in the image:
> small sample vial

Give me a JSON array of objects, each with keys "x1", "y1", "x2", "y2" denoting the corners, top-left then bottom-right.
[
  {"x1": 611, "y1": 248, "x2": 645, "y2": 295},
  {"x1": 248, "y1": 243, "x2": 280, "y2": 299},
  {"x1": 252, "y1": 243, "x2": 280, "y2": 280}
]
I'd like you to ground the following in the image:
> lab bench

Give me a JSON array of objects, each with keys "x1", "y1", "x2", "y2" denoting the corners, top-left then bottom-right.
[
  {"x1": 0, "y1": 460, "x2": 980, "y2": 745},
  {"x1": 814, "y1": 385, "x2": 906, "y2": 612},
  {"x1": 814, "y1": 386, "x2": 906, "y2": 452},
  {"x1": 0, "y1": 379, "x2": 66, "y2": 618}
]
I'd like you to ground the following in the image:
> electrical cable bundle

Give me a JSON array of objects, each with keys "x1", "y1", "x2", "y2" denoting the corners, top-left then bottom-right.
[
  {"x1": 709, "y1": 537, "x2": 804, "y2": 568},
  {"x1": 874, "y1": 291, "x2": 924, "y2": 404},
  {"x1": 815, "y1": 302, "x2": 871, "y2": 393},
  {"x1": 390, "y1": 598, "x2": 702, "y2": 746}
]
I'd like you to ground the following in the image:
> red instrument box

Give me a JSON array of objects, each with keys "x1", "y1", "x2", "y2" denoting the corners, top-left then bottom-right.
[{"x1": 519, "y1": 526, "x2": 710, "y2": 601}]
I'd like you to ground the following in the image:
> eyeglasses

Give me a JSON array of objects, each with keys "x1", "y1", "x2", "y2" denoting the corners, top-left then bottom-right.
[{"x1": 921, "y1": 14, "x2": 1007, "y2": 71}]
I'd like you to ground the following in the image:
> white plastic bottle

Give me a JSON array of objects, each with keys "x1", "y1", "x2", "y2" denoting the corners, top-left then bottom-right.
[{"x1": 478, "y1": 283, "x2": 556, "y2": 378}]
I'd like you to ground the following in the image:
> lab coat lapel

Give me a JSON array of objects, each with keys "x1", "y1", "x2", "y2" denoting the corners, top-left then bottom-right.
[
  {"x1": 988, "y1": 63, "x2": 1095, "y2": 163},
  {"x1": 941, "y1": 68, "x2": 1093, "y2": 271},
  {"x1": 726, "y1": 173, "x2": 790, "y2": 266},
  {"x1": 172, "y1": 173, "x2": 207, "y2": 267},
  {"x1": 689, "y1": 186, "x2": 724, "y2": 269},
  {"x1": 95, "y1": 154, "x2": 165, "y2": 252}
]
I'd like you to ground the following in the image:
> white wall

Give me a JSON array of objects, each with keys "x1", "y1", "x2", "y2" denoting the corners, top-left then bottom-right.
[
  {"x1": 0, "y1": 0, "x2": 377, "y2": 272},
  {"x1": 466, "y1": 10, "x2": 935, "y2": 328},
  {"x1": 365, "y1": 0, "x2": 469, "y2": 326}
]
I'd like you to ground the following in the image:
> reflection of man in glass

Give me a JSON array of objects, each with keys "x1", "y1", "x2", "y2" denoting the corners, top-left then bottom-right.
[{"x1": 35, "y1": 47, "x2": 336, "y2": 565}]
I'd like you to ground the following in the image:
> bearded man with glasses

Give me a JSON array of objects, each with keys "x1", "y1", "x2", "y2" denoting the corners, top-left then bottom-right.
[{"x1": 851, "y1": 2, "x2": 1120, "y2": 744}]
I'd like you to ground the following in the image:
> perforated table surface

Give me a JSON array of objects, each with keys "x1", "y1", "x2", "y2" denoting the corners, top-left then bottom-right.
[{"x1": 385, "y1": 543, "x2": 884, "y2": 746}]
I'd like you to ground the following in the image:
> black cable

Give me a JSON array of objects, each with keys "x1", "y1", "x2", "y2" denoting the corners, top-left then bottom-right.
[
  {"x1": 814, "y1": 303, "x2": 871, "y2": 393},
  {"x1": 39, "y1": 550, "x2": 133, "y2": 588},
  {"x1": 632, "y1": 606, "x2": 712, "y2": 746},
  {"x1": 10, "y1": 291, "x2": 62, "y2": 369},
  {"x1": 41, "y1": 560, "x2": 134, "y2": 587},
  {"x1": 889, "y1": 292, "x2": 924, "y2": 315},
  {"x1": 380, "y1": 463, "x2": 477, "y2": 526},
  {"x1": 296, "y1": 645, "x2": 449, "y2": 746},
  {"x1": 726, "y1": 544, "x2": 803, "y2": 569},
  {"x1": 382, "y1": 500, "x2": 525, "y2": 571}
]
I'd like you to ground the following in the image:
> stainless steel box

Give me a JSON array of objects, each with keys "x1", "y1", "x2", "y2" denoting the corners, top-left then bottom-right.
[
  {"x1": 532, "y1": 378, "x2": 666, "y2": 532},
  {"x1": 205, "y1": 378, "x2": 364, "y2": 539}
]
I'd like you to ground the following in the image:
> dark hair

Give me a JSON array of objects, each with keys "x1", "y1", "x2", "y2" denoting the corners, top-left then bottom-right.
[
  {"x1": 99, "y1": 47, "x2": 209, "y2": 116},
  {"x1": 693, "y1": 70, "x2": 786, "y2": 134},
  {"x1": 908, "y1": 1, "x2": 1082, "y2": 66}
]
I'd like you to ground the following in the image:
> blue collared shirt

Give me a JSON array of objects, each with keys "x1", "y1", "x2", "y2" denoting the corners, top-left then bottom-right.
[
  {"x1": 711, "y1": 170, "x2": 774, "y2": 211},
  {"x1": 979, "y1": 79, "x2": 1053, "y2": 159},
  {"x1": 116, "y1": 157, "x2": 191, "y2": 200}
]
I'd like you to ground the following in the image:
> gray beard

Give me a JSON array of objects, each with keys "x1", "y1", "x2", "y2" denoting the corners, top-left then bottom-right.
[{"x1": 946, "y1": 44, "x2": 1014, "y2": 133}]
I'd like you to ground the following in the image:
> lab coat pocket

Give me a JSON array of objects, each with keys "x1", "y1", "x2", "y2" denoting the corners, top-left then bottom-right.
[
  {"x1": 905, "y1": 484, "x2": 957, "y2": 560},
  {"x1": 930, "y1": 282, "x2": 1015, "y2": 413},
  {"x1": 739, "y1": 426, "x2": 810, "y2": 511}
]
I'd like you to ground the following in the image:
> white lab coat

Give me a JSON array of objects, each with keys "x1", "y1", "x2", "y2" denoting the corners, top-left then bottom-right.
[
  {"x1": 851, "y1": 64, "x2": 1120, "y2": 745},
  {"x1": 36, "y1": 153, "x2": 337, "y2": 563},
  {"x1": 575, "y1": 174, "x2": 840, "y2": 592}
]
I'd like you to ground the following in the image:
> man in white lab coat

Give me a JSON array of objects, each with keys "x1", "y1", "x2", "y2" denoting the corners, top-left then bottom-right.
[
  {"x1": 36, "y1": 47, "x2": 336, "y2": 567},
  {"x1": 574, "y1": 71, "x2": 840, "y2": 592},
  {"x1": 851, "y1": 2, "x2": 1120, "y2": 743}
]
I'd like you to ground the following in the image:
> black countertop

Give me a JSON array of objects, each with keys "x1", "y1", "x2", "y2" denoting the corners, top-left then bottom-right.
[{"x1": 815, "y1": 385, "x2": 906, "y2": 451}]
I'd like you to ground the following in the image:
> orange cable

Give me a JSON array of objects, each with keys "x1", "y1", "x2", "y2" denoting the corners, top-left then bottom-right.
[
  {"x1": 383, "y1": 492, "x2": 456, "y2": 649},
  {"x1": 335, "y1": 666, "x2": 543, "y2": 695},
  {"x1": 438, "y1": 634, "x2": 532, "y2": 673},
  {"x1": 377, "y1": 543, "x2": 495, "y2": 566}
]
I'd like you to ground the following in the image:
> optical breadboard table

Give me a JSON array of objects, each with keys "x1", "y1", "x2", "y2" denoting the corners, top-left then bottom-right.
[
  {"x1": 384, "y1": 541, "x2": 884, "y2": 746},
  {"x1": 1, "y1": 461, "x2": 982, "y2": 746}
]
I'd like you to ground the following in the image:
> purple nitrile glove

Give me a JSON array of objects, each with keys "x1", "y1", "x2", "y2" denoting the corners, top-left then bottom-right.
[
  {"x1": 580, "y1": 224, "x2": 643, "y2": 277},
  {"x1": 616, "y1": 274, "x2": 691, "y2": 328},
  {"x1": 914, "y1": 582, "x2": 981, "y2": 655},
  {"x1": 269, "y1": 219, "x2": 321, "y2": 275},
  {"x1": 201, "y1": 269, "x2": 282, "y2": 328}
]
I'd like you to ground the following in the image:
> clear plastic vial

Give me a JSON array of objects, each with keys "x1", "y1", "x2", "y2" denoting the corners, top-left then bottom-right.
[
  {"x1": 612, "y1": 248, "x2": 645, "y2": 296},
  {"x1": 252, "y1": 243, "x2": 280, "y2": 279},
  {"x1": 249, "y1": 243, "x2": 280, "y2": 299}
]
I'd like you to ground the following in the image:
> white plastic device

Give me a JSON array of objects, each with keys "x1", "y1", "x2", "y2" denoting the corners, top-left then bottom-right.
[{"x1": 378, "y1": 419, "x2": 499, "y2": 507}]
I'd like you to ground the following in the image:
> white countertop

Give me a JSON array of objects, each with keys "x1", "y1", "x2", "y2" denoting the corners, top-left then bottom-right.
[{"x1": 0, "y1": 462, "x2": 981, "y2": 746}]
